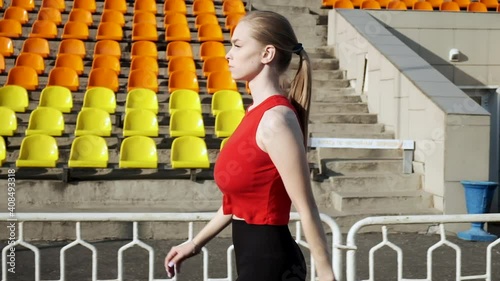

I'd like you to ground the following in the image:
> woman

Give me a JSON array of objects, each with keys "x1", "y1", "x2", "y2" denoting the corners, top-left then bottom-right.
[{"x1": 165, "y1": 10, "x2": 336, "y2": 281}]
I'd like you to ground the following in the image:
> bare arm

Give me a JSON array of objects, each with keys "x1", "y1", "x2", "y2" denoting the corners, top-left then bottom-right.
[{"x1": 257, "y1": 105, "x2": 335, "y2": 281}]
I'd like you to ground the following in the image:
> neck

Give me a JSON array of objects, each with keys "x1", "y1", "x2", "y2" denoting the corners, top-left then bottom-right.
[{"x1": 248, "y1": 67, "x2": 284, "y2": 109}]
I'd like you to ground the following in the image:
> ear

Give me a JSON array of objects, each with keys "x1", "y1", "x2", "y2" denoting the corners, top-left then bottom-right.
[{"x1": 261, "y1": 45, "x2": 276, "y2": 64}]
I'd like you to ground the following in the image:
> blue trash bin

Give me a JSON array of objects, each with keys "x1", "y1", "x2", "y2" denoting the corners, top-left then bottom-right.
[{"x1": 457, "y1": 180, "x2": 498, "y2": 242}]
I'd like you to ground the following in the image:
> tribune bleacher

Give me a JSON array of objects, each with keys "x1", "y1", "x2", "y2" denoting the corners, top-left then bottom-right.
[{"x1": 322, "y1": 0, "x2": 500, "y2": 11}]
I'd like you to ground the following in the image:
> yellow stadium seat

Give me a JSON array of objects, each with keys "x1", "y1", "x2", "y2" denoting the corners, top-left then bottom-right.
[
  {"x1": 73, "y1": 0, "x2": 96, "y2": 13},
  {"x1": 131, "y1": 40, "x2": 158, "y2": 59},
  {"x1": 0, "y1": 106, "x2": 17, "y2": 136},
  {"x1": 468, "y1": 1, "x2": 488, "y2": 11},
  {"x1": 123, "y1": 109, "x2": 159, "y2": 137},
  {"x1": 16, "y1": 134, "x2": 58, "y2": 167},
  {"x1": 6, "y1": 66, "x2": 38, "y2": 90},
  {"x1": 164, "y1": 0, "x2": 187, "y2": 15},
  {"x1": 387, "y1": 0, "x2": 408, "y2": 9},
  {"x1": 15, "y1": 53, "x2": 45, "y2": 75},
  {"x1": 440, "y1": 1, "x2": 461, "y2": 10},
  {"x1": 62, "y1": 21, "x2": 89, "y2": 40},
  {"x1": 195, "y1": 14, "x2": 219, "y2": 29},
  {"x1": 92, "y1": 55, "x2": 121, "y2": 75},
  {"x1": 58, "y1": 39, "x2": 85, "y2": 58},
  {"x1": 334, "y1": 0, "x2": 355, "y2": 8},
  {"x1": 211, "y1": 89, "x2": 244, "y2": 116},
  {"x1": 23, "y1": 38, "x2": 51, "y2": 58},
  {"x1": 128, "y1": 69, "x2": 158, "y2": 93},
  {"x1": 168, "y1": 56, "x2": 196, "y2": 74},
  {"x1": 220, "y1": 137, "x2": 229, "y2": 150},
  {"x1": 101, "y1": 9, "x2": 125, "y2": 27},
  {"x1": 94, "y1": 40, "x2": 121, "y2": 59},
  {"x1": 222, "y1": 0, "x2": 246, "y2": 16},
  {"x1": 207, "y1": 71, "x2": 237, "y2": 94},
  {"x1": 0, "y1": 85, "x2": 28, "y2": 112},
  {"x1": 82, "y1": 87, "x2": 116, "y2": 113},
  {"x1": 132, "y1": 23, "x2": 158, "y2": 41},
  {"x1": 169, "y1": 109, "x2": 205, "y2": 137},
  {"x1": 164, "y1": 13, "x2": 188, "y2": 29},
  {"x1": 0, "y1": 19, "x2": 22, "y2": 38},
  {"x1": 215, "y1": 109, "x2": 244, "y2": 138},
  {"x1": 55, "y1": 53, "x2": 84, "y2": 75},
  {"x1": 130, "y1": 56, "x2": 158, "y2": 76},
  {"x1": 68, "y1": 135, "x2": 108, "y2": 168},
  {"x1": 225, "y1": 13, "x2": 244, "y2": 31},
  {"x1": 171, "y1": 136, "x2": 210, "y2": 169},
  {"x1": 453, "y1": 0, "x2": 470, "y2": 8},
  {"x1": 125, "y1": 88, "x2": 159, "y2": 114},
  {"x1": 135, "y1": 0, "x2": 157, "y2": 13},
  {"x1": 75, "y1": 108, "x2": 112, "y2": 136},
  {"x1": 37, "y1": 7, "x2": 62, "y2": 25},
  {"x1": 203, "y1": 56, "x2": 229, "y2": 77},
  {"x1": 12, "y1": 0, "x2": 35, "y2": 11},
  {"x1": 166, "y1": 23, "x2": 191, "y2": 42},
  {"x1": 29, "y1": 20, "x2": 58, "y2": 39},
  {"x1": 104, "y1": 0, "x2": 127, "y2": 13},
  {"x1": 68, "y1": 8, "x2": 93, "y2": 26},
  {"x1": 169, "y1": 70, "x2": 199, "y2": 93},
  {"x1": 413, "y1": 1, "x2": 433, "y2": 10},
  {"x1": 0, "y1": 136, "x2": 5, "y2": 165},
  {"x1": 4, "y1": 6, "x2": 29, "y2": 24},
  {"x1": 166, "y1": 41, "x2": 193, "y2": 60},
  {"x1": 361, "y1": 0, "x2": 382, "y2": 8},
  {"x1": 41, "y1": 0, "x2": 65, "y2": 12},
  {"x1": 193, "y1": 0, "x2": 215, "y2": 15},
  {"x1": 198, "y1": 23, "x2": 224, "y2": 42},
  {"x1": 0, "y1": 37, "x2": 13, "y2": 57},
  {"x1": 119, "y1": 136, "x2": 157, "y2": 168},
  {"x1": 168, "y1": 89, "x2": 202, "y2": 115},
  {"x1": 87, "y1": 68, "x2": 119, "y2": 92},
  {"x1": 47, "y1": 67, "x2": 79, "y2": 91},
  {"x1": 96, "y1": 22, "x2": 123, "y2": 41},
  {"x1": 25, "y1": 107, "x2": 64, "y2": 136},
  {"x1": 199, "y1": 41, "x2": 226, "y2": 61},
  {"x1": 133, "y1": 11, "x2": 157, "y2": 25},
  {"x1": 38, "y1": 86, "x2": 73, "y2": 113}
]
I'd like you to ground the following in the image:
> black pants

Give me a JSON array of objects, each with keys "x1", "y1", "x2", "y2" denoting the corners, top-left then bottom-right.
[{"x1": 232, "y1": 219, "x2": 307, "y2": 281}]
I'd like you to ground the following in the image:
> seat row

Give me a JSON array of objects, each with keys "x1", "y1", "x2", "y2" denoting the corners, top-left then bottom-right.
[{"x1": 324, "y1": 0, "x2": 500, "y2": 10}]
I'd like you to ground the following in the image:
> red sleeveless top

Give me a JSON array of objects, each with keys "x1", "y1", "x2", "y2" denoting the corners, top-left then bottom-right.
[{"x1": 214, "y1": 95, "x2": 297, "y2": 225}]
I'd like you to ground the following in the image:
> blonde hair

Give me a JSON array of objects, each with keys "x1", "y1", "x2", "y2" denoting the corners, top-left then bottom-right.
[{"x1": 240, "y1": 11, "x2": 312, "y2": 147}]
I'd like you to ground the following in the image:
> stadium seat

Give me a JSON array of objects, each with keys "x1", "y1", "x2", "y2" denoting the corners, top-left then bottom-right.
[
  {"x1": 16, "y1": 134, "x2": 58, "y2": 167},
  {"x1": 37, "y1": 7, "x2": 62, "y2": 25},
  {"x1": 133, "y1": 11, "x2": 157, "y2": 25},
  {"x1": 87, "y1": 68, "x2": 119, "y2": 92},
  {"x1": 29, "y1": 20, "x2": 58, "y2": 39},
  {"x1": 82, "y1": 87, "x2": 116, "y2": 113},
  {"x1": 376, "y1": 0, "x2": 391, "y2": 8},
  {"x1": 4, "y1": 6, "x2": 29, "y2": 24},
  {"x1": 94, "y1": 40, "x2": 121, "y2": 59},
  {"x1": 351, "y1": 0, "x2": 363, "y2": 7},
  {"x1": 166, "y1": 41, "x2": 193, "y2": 60},
  {"x1": 225, "y1": 13, "x2": 244, "y2": 31},
  {"x1": 75, "y1": 107, "x2": 112, "y2": 136},
  {"x1": 207, "y1": 71, "x2": 237, "y2": 94},
  {"x1": 0, "y1": 106, "x2": 17, "y2": 136},
  {"x1": 0, "y1": 37, "x2": 13, "y2": 57},
  {"x1": 413, "y1": 1, "x2": 433, "y2": 10},
  {"x1": 131, "y1": 40, "x2": 158, "y2": 59},
  {"x1": 62, "y1": 21, "x2": 89, "y2": 40},
  {"x1": 215, "y1": 110, "x2": 244, "y2": 138},
  {"x1": 0, "y1": 19, "x2": 22, "y2": 38},
  {"x1": 92, "y1": 55, "x2": 121, "y2": 75},
  {"x1": 47, "y1": 67, "x2": 79, "y2": 91},
  {"x1": 361, "y1": 0, "x2": 382, "y2": 8},
  {"x1": 168, "y1": 89, "x2": 202, "y2": 115},
  {"x1": 401, "y1": 0, "x2": 418, "y2": 7},
  {"x1": 166, "y1": 23, "x2": 191, "y2": 42},
  {"x1": 101, "y1": 9, "x2": 125, "y2": 27},
  {"x1": 104, "y1": 0, "x2": 127, "y2": 13},
  {"x1": 220, "y1": 137, "x2": 228, "y2": 150},
  {"x1": 55, "y1": 53, "x2": 84, "y2": 75},
  {"x1": 322, "y1": 0, "x2": 336, "y2": 7},
  {"x1": 125, "y1": 88, "x2": 159, "y2": 114},
  {"x1": 0, "y1": 85, "x2": 28, "y2": 112},
  {"x1": 440, "y1": 1, "x2": 461, "y2": 10},
  {"x1": 169, "y1": 109, "x2": 205, "y2": 137},
  {"x1": 12, "y1": 0, "x2": 35, "y2": 11},
  {"x1": 164, "y1": 0, "x2": 187, "y2": 14},
  {"x1": 119, "y1": 136, "x2": 157, "y2": 168},
  {"x1": 195, "y1": 14, "x2": 219, "y2": 29},
  {"x1": 222, "y1": 0, "x2": 246, "y2": 16},
  {"x1": 426, "y1": 0, "x2": 443, "y2": 9},
  {"x1": 334, "y1": 0, "x2": 355, "y2": 8},
  {"x1": 387, "y1": 1, "x2": 408, "y2": 9},
  {"x1": 0, "y1": 54, "x2": 4, "y2": 73},
  {"x1": 73, "y1": 0, "x2": 96, "y2": 13},
  {"x1": 199, "y1": 41, "x2": 226, "y2": 61},
  {"x1": 171, "y1": 136, "x2": 210, "y2": 169},
  {"x1": 453, "y1": 0, "x2": 470, "y2": 9},
  {"x1": 38, "y1": 86, "x2": 73, "y2": 113},
  {"x1": 193, "y1": 0, "x2": 216, "y2": 15},
  {"x1": 203, "y1": 56, "x2": 229, "y2": 77},
  {"x1": 68, "y1": 8, "x2": 93, "y2": 26},
  {"x1": 468, "y1": 1, "x2": 488, "y2": 11},
  {"x1": 132, "y1": 23, "x2": 158, "y2": 41},
  {"x1": 168, "y1": 56, "x2": 196, "y2": 74},
  {"x1": 0, "y1": 136, "x2": 5, "y2": 165},
  {"x1": 130, "y1": 56, "x2": 158, "y2": 76},
  {"x1": 169, "y1": 70, "x2": 199, "y2": 93},
  {"x1": 96, "y1": 22, "x2": 123, "y2": 41},
  {"x1": 58, "y1": 39, "x2": 85, "y2": 58},
  {"x1": 135, "y1": 0, "x2": 157, "y2": 14},
  {"x1": 498, "y1": 4, "x2": 500, "y2": 11},
  {"x1": 41, "y1": 0, "x2": 65, "y2": 12},
  {"x1": 6, "y1": 66, "x2": 38, "y2": 90},
  {"x1": 480, "y1": 0, "x2": 498, "y2": 8},
  {"x1": 68, "y1": 135, "x2": 108, "y2": 168},
  {"x1": 15, "y1": 53, "x2": 45, "y2": 74},
  {"x1": 198, "y1": 24, "x2": 224, "y2": 42},
  {"x1": 123, "y1": 109, "x2": 159, "y2": 137},
  {"x1": 211, "y1": 89, "x2": 244, "y2": 116},
  {"x1": 25, "y1": 107, "x2": 64, "y2": 136},
  {"x1": 164, "y1": 13, "x2": 188, "y2": 29},
  {"x1": 127, "y1": 69, "x2": 159, "y2": 93}
]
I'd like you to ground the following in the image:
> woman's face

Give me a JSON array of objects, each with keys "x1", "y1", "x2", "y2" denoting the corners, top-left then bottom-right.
[{"x1": 225, "y1": 21, "x2": 266, "y2": 81}]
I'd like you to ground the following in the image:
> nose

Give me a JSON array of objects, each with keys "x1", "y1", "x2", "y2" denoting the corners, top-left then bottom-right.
[{"x1": 225, "y1": 47, "x2": 232, "y2": 60}]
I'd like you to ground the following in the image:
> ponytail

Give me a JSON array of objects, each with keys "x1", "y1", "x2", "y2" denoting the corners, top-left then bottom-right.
[{"x1": 289, "y1": 49, "x2": 312, "y2": 149}]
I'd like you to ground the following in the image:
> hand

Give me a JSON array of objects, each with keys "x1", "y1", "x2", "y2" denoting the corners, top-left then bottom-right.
[{"x1": 164, "y1": 240, "x2": 199, "y2": 278}]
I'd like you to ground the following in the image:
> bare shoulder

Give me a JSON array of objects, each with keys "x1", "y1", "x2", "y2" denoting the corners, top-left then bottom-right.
[
  {"x1": 257, "y1": 105, "x2": 302, "y2": 152},
  {"x1": 260, "y1": 105, "x2": 298, "y2": 130}
]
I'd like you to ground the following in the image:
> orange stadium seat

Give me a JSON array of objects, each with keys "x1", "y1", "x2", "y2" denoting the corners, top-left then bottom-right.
[
  {"x1": 133, "y1": 11, "x2": 157, "y2": 25},
  {"x1": 58, "y1": 39, "x2": 85, "y2": 58},
  {"x1": 350, "y1": 0, "x2": 363, "y2": 7},
  {"x1": 169, "y1": 109, "x2": 205, "y2": 137},
  {"x1": 6, "y1": 66, "x2": 38, "y2": 90},
  {"x1": 222, "y1": 0, "x2": 246, "y2": 16},
  {"x1": 168, "y1": 56, "x2": 196, "y2": 74},
  {"x1": 21, "y1": 38, "x2": 49, "y2": 58},
  {"x1": 164, "y1": 0, "x2": 187, "y2": 15},
  {"x1": 16, "y1": 134, "x2": 59, "y2": 167},
  {"x1": 134, "y1": 0, "x2": 157, "y2": 14},
  {"x1": 334, "y1": 0, "x2": 355, "y2": 8},
  {"x1": 376, "y1": 0, "x2": 391, "y2": 8},
  {"x1": 68, "y1": 8, "x2": 93, "y2": 26},
  {"x1": 127, "y1": 69, "x2": 159, "y2": 93},
  {"x1": 74, "y1": 108, "x2": 112, "y2": 136},
  {"x1": 166, "y1": 41, "x2": 193, "y2": 60},
  {"x1": 169, "y1": 70, "x2": 199, "y2": 93},
  {"x1": 38, "y1": 86, "x2": 73, "y2": 113},
  {"x1": 73, "y1": 0, "x2": 96, "y2": 13},
  {"x1": 207, "y1": 71, "x2": 237, "y2": 94},
  {"x1": 30, "y1": 20, "x2": 58, "y2": 39},
  {"x1": 37, "y1": 7, "x2": 62, "y2": 25},
  {"x1": 68, "y1": 135, "x2": 109, "y2": 168},
  {"x1": 119, "y1": 135, "x2": 157, "y2": 168},
  {"x1": 171, "y1": 136, "x2": 210, "y2": 169},
  {"x1": 402, "y1": 0, "x2": 418, "y2": 8},
  {"x1": 94, "y1": 40, "x2": 121, "y2": 59},
  {"x1": 426, "y1": 0, "x2": 443, "y2": 9},
  {"x1": 12, "y1": 0, "x2": 35, "y2": 11},
  {"x1": 199, "y1": 41, "x2": 226, "y2": 61},
  {"x1": 4, "y1": 6, "x2": 29, "y2": 24},
  {"x1": 0, "y1": 54, "x2": 4, "y2": 73},
  {"x1": 480, "y1": 0, "x2": 498, "y2": 8},
  {"x1": 168, "y1": 89, "x2": 202, "y2": 115},
  {"x1": 123, "y1": 109, "x2": 159, "y2": 137},
  {"x1": 101, "y1": 9, "x2": 125, "y2": 27},
  {"x1": 41, "y1": 0, "x2": 65, "y2": 12},
  {"x1": 130, "y1": 56, "x2": 158, "y2": 75},
  {"x1": 361, "y1": 0, "x2": 382, "y2": 8},
  {"x1": 453, "y1": 0, "x2": 470, "y2": 8},
  {"x1": 0, "y1": 37, "x2": 13, "y2": 57},
  {"x1": 387, "y1": 1, "x2": 408, "y2": 9},
  {"x1": 92, "y1": 55, "x2": 121, "y2": 75},
  {"x1": 131, "y1": 40, "x2": 158, "y2": 58},
  {"x1": 211, "y1": 89, "x2": 244, "y2": 116},
  {"x1": 0, "y1": 19, "x2": 22, "y2": 38},
  {"x1": 164, "y1": 13, "x2": 188, "y2": 29},
  {"x1": 440, "y1": 1, "x2": 461, "y2": 10},
  {"x1": 498, "y1": 4, "x2": 500, "y2": 10},
  {"x1": 55, "y1": 53, "x2": 84, "y2": 75},
  {"x1": 15, "y1": 53, "x2": 45, "y2": 74},
  {"x1": 0, "y1": 106, "x2": 17, "y2": 136},
  {"x1": 193, "y1": 0, "x2": 216, "y2": 15},
  {"x1": 82, "y1": 87, "x2": 116, "y2": 113},
  {"x1": 47, "y1": 67, "x2": 80, "y2": 91},
  {"x1": 225, "y1": 13, "x2": 244, "y2": 30},
  {"x1": 104, "y1": 0, "x2": 127, "y2": 13},
  {"x1": 413, "y1": 1, "x2": 434, "y2": 10},
  {"x1": 468, "y1": 1, "x2": 488, "y2": 11},
  {"x1": 0, "y1": 85, "x2": 28, "y2": 112},
  {"x1": 25, "y1": 107, "x2": 64, "y2": 136},
  {"x1": 203, "y1": 56, "x2": 229, "y2": 77},
  {"x1": 62, "y1": 21, "x2": 89, "y2": 40},
  {"x1": 166, "y1": 23, "x2": 191, "y2": 41},
  {"x1": 125, "y1": 88, "x2": 159, "y2": 114},
  {"x1": 322, "y1": 0, "x2": 336, "y2": 7},
  {"x1": 198, "y1": 24, "x2": 224, "y2": 42},
  {"x1": 195, "y1": 14, "x2": 219, "y2": 29},
  {"x1": 96, "y1": 22, "x2": 123, "y2": 41},
  {"x1": 132, "y1": 23, "x2": 158, "y2": 41},
  {"x1": 87, "y1": 68, "x2": 119, "y2": 92}
]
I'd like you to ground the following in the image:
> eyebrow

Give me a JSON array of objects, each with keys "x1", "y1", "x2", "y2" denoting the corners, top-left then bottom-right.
[{"x1": 231, "y1": 39, "x2": 241, "y2": 44}]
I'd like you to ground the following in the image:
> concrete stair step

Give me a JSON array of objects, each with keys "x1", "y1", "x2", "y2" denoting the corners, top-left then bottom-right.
[
  {"x1": 312, "y1": 79, "x2": 350, "y2": 89},
  {"x1": 312, "y1": 88, "x2": 357, "y2": 100},
  {"x1": 290, "y1": 57, "x2": 339, "y2": 70},
  {"x1": 310, "y1": 95, "x2": 361, "y2": 103},
  {"x1": 317, "y1": 147, "x2": 402, "y2": 160},
  {"x1": 310, "y1": 102, "x2": 368, "y2": 114},
  {"x1": 309, "y1": 113, "x2": 377, "y2": 124},
  {"x1": 324, "y1": 159, "x2": 404, "y2": 176},
  {"x1": 327, "y1": 173, "x2": 421, "y2": 193},
  {"x1": 304, "y1": 46, "x2": 336, "y2": 59},
  {"x1": 310, "y1": 70, "x2": 344, "y2": 81},
  {"x1": 308, "y1": 123, "x2": 384, "y2": 134},
  {"x1": 251, "y1": 3, "x2": 311, "y2": 16},
  {"x1": 332, "y1": 190, "x2": 432, "y2": 213}
]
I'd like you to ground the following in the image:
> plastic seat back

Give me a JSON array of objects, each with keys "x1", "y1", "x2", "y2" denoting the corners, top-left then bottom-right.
[
  {"x1": 16, "y1": 134, "x2": 58, "y2": 167},
  {"x1": 96, "y1": 22, "x2": 123, "y2": 41},
  {"x1": 48, "y1": 67, "x2": 79, "y2": 91},
  {"x1": 334, "y1": 0, "x2": 355, "y2": 8},
  {"x1": 131, "y1": 40, "x2": 158, "y2": 58},
  {"x1": 198, "y1": 23, "x2": 224, "y2": 42},
  {"x1": 73, "y1": 0, "x2": 96, "y2": 12},
  {"x1": 207, "y1": 71, "x2": 237, "y2": 94},
  {"x1": 193, "y1": 0, "x2": 215, "y2": 15},
  {"x1": 23, "y1": 38, "x2": 51, "y2": 58},
  {"x1": 15, "y1": 53, "x2": 45, "y2": 74},
  {"x1": 104, "y1": 0, "x2": 127, "y2": 13},
  {"x1": 68, "y1": 8, "x2": 93, "y2": 26},
  {"x1": 58, "y1": 39, "x2": 85, "y2": 58},
  {"x1": 68, "y1": 135, "x2": 108, "y2": 168},
  {"x1": 12, "y1": 0, "x2": 35, "y2": 11},
  {"x1": 169, "y1": 109, "x2": 205, "y2": 137},
  {"x1": 203, "y1": 56, "x2": 229, "y2": 77},
  {"x1": 468, "y1": 1, "x2": 488, "y2": 11},
  {"x1": 39, "y1": 86, "x2": 73, "y2": 113},
  {"x1": 211, "y1": 90, "x2": 244, "y2": 115},
  {"x1": 164, "y1": 0, "x2": 187, "y2": 14},
  {"x1": 361, "y1": 0, "x2": 382, "y2": 8},
  {"x1": 413, "y1": 1, "x2": 433, "y2": 10},
  {"x1": 82, "y1": 87, "x2": 116, "y2": 113},
  {"x1": 0, "y1": 54, "x2": 4, "y2": 74},
  {"x1": 101, "y1": 9, "x2": 125, "y2": 27},
  {"x1": 0, "y1": 106, "x2": 17, "y2": 136},
  {"x1": 453, "y1": 0, "x2": 470, "y2": 8},
  {"x1": 171, "y1": 136, "x2": 209, "y2": 168},
  {"x1": 0, "y1": 85, "x2": 28, "y2": 112},
  {"x1": 87, "y1": 68, "x2": 119, "y2": 92},
  {"x1": 215, "y1": 109, "x2": 245, "y2": 138},
  {"x1": 195, "y1": 14, "x2": 219, "y2": 29},
  {"x1": 55, "y1": 53, "x2": 84, "y2": 75},
  {"x1": 135, "y1": 0, "x2": 157, "y2": 13},
  {"x1": 426, "y1": 0, "x2": 443, "y2": 8},
  {"x1": 75, "y1": 107, "x2": 112, "y2": 136},
  {"x1": 134, "y1": 11, "x2": 157, "y2": 25},
  {"x1": 37, "y1": 7, "x2": 62, "y2": 25},
  {"x1": 222, "y1": 0, "x2": 246, "y2": 16},
  {"x1": 41, "y1": 0, "x2": 65, "y2": 12},
  {"x1": 199, "y1": 41, "x2": 226, "y2": 61},
  {"x1": 6, "y1": 66, "x2": 38, "y2": 90},
  {"x1": 130, "y1": 56, "x2": 158, "y2": 75},
  {"x1": 26, "y1": 107, "x2": 65, "y2": 136},
  {"x1": 440, "y1": 1, "x2": 461, "y2": 10},
  {"x1": 169, "y1": 70, "x2": 199, "y2": 93},
  {"x1": 29, "y1": 20, "x2": 58, "y2": 39},
  {"x1": 479, "y1": 0, "x2": 497, "y2": 8},
  {"x1": 225, "y1": 13, "x2": 244, "y2": 30},
  {"x1": 128, "y1": 69, "x2": 159, "y2": 93},
  {"x1": 132, "y1": 23, "x2": 158, "y2": 41},
  {"x1": 62, "y1": 21, "x2": 89, "y2": 40},
  {"x1": 125, "y1": 88, "x2": 159, "y2": 114},
  {"x1": 0, "y1": 37, "x2": 13, "y2": 57},
  {"x1": 119, "y1": 136, "x2": 157, "y2": 168},
  {"x1": 123, "y1": 109, "x2": 159, "y2": 137},
  {"x1": 92, "y1": 55, "x2": 121, "y2": 75},
  {"x1": 166, "y1": 41, "x2": 193, "y2": 60},
  {"x1": 94, "y1": 40, "x2": 121, "y2": 58},
  {"x1": 387, "y1": 1, "x2": 408, "y2": 9},
  {"x1": 0, "y1": 136, "x2": 5, "y2": 165},
  {"x1": 168, "y1": 89, "x2": 202, "y2": 115},
  {"x1": 168, "y1": 56, "x2": 196, "y2": 74},
  {"x1": 166, "y1": 23, "x2": 191, "y2": 42},
  {"x1": 220, "y1": 137, "x2": 228, "y2": 150},
  {"x1": 4, "y1": 6, "x2": 29, "y2": 24},
  {"x1": 164, "y1": 13, "x2": 188, "y2": 29},
  {"x1": 0, "y1": 19, "x2": 22, "y2": 38}
]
